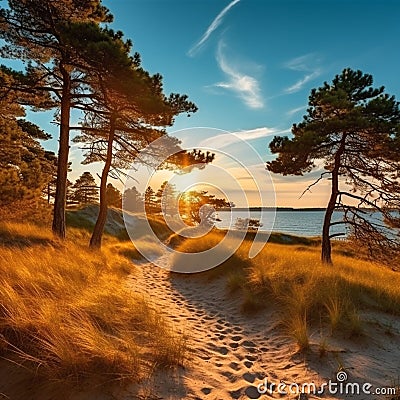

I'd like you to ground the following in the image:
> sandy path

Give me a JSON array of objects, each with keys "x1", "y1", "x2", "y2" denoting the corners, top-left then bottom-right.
[{"x1": 123, "y1": 251, "x2": 334, "y2": 400}]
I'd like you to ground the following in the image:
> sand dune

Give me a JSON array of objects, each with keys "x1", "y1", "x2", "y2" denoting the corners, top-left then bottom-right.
[
  {"x1": 121, "y1": 250, "x2": 400, "y2": 400},
  {"x1": 52, "y1": 239, "x2": 400, "y2": 400}
]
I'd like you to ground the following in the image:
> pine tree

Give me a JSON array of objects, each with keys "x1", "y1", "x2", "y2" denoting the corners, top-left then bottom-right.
[
  {"x1": 106, "y1": 183, "x2": 122, "y2": 208},
  {"x1": 268, "y1": 68, "x2": 400, "y2": 264},
  {"x1": 144, "y1": 186, "x2": 156, "y2": 214},
  {"x1": 71, "y1": 172, "x2": 98, "y2": 205},
  {"x1": 156, "y1": 181, "x2": 177, "y2": 217},
  {"x1": 123, "y1": 186, "x2": 142, "y2": 213},
  {"x1": 0, "y1": 68, "x2": 53, "y2": 206},
  {"x1": 179, "y1": 190, "x2": 231, "y2": 226},
  {"x1": 70, "y1": 29, "x2": 201, "y2": 249}
]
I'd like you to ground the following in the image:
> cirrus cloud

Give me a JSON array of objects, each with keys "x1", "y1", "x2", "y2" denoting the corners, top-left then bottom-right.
[
  {"x1": 199, "y1": 126, "x2": 290, "y2": 149},
  {"x1": 213, "y1": 41, "x2": 264, "y2": 109},
  {"x1": 188, "y1": 0, "x2": 241, "y2": 57},
  {"x1": 284, "y1": 53, "x2": 322, "y2": 94}
]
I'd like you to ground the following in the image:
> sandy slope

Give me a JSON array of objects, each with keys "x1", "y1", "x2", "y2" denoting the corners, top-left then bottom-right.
[
  {"x1": 126, "y1": 252, "x2": 400, "y2": 400},
  {"x1": 70, "y1": 248, "x2": 400, "y2": 400}
]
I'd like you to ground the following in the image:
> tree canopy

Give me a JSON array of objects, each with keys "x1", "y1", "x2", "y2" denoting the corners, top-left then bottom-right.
[
  {"x1": 123, "y1": 186, "x2": 142, "y2": 213},
  {"x1": 0, "y1": 67, "x2": 54, "y2": 206}
]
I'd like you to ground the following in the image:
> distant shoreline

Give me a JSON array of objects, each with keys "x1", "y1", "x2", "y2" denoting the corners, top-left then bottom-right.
[
  {"x1": 219, "y1": 207, "x2": 327, "y2": 212},
  {"x1": 219, "y1": 207, "x2": 380, "y2": 212}
]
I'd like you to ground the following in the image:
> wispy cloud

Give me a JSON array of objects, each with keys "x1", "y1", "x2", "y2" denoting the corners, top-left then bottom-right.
[
  {"x1": 286, "y1": 105, "x2": 307, "y2": 117},
  {"x1": 199, "y1": 127, "x2": 289, "y2": 149},
  {"x1": 284, "y1": 54, "x2": 316, "y2": 72},
  {"x1": 284, "y1": 53, "x2": 321, "y2": 94},
  {"x1": 213, "y1": 41, "x2": 264, "y2": 109},
  {"x1": 285, "y1": 71, "x2": 320, "y2": 94},
  {"x1": 188, "y1": 0, "x2": 240, "y2": 57}
]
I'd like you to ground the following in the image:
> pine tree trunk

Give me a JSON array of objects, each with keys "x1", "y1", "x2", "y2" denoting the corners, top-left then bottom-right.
[
  {"x1": 321, "y1": 188, "x2": 336, "y2": 264},
  {"x1": 321, "y1": 135, "x2": 347, "y2": 264},
  {"x1": 90, "y1": 115, "x2": 116, "y2": 249},
  {"x1": 52, "y1": 66, "x2": 71, "y2": 238}
]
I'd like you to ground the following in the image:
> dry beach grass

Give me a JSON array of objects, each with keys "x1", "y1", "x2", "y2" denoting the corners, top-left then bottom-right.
[
  {"x1": 0, "y1": 222, "x2": 186, "y2": 399},
  {"x1": 174, "y1": 229, "x2": 400, "y2": 348},
  {"x1": 1, "y1": 214, "x2": 400, "y2": 399}
]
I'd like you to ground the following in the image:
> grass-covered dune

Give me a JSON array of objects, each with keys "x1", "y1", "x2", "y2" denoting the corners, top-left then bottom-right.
[
  {"x1": 0, "y1": 221, "x2": 185, "y2": 399},
  {"x1": 2, "y1": 206, "x2": 400, "y2": 398},
  {"x1": 173, "y1": 230, "x2": 400, "y2": 350}
]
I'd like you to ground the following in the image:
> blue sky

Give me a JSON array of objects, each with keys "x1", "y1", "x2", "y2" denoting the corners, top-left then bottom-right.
[{"x1": 18, "y1": 1, "x2": 400, "y2": 206}]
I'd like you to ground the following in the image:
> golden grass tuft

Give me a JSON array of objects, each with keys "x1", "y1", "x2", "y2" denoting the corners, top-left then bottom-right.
[
  {"x1": 0, "y1": 222, "x2": 186, "y2": 396},
  {"x1": 285, "y1": 313, "x2": 310, "y2": 351},
  {"x1": 245, "y1": 243, "x2": 400, "y2": 347},
  {"x1": 324, "y1": 296, "x2": 347, "y2": 332}
]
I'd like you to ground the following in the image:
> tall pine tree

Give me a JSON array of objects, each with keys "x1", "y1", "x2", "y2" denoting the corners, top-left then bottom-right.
[{"x1": 268, "y1": 69, "x2": 400, "y2": 264}]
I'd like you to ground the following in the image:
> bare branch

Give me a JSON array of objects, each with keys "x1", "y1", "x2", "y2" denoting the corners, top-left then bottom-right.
[{"x1": 299, "y1": 171, "x2": 331, "y2": 199}]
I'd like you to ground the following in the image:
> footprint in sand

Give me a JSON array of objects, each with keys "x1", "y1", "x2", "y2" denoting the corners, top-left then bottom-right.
[
  {"x1": 222, "y1": 370, "x2": 237, "y2": 383},
  {"x1": 242, "y1": 372, "x2": 256, "y2": 383},
  {"x1": 200, "y1": 387, "x2": 212, "y2": 395},
  {"x1": 255, "y1": 371, "x2": 266, "y2": 380},
  {"x1": 244, "y1": 386, "x2": 261, "y2": 399},
  {"x1": 244, "y1": 360, "x2": 253, "y2": 368},
  {"x1": 242, "y1": 340, "x2": 258, "y2": 353},
  {"x1": 195, "y1": 311, "x2": 204, "y2": 317},
  {"x1": 229, "y1": 361, "x2": 241, "y2": 371},
  {"x1": 229, "y1": 388, "x2": 243, "y2": 399},
  {"x1": 268, "y1": 371, "x2": 278, "y2": 379},
  {"x1": 242, "y1": 340, "x2": 256, "y2": 348},
  {"x1": 208, "y1": 343, "x2": 229, "y2": 355},
  {"x1": 235, "y1": 354, "x2": 244, "y2": 361}
]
